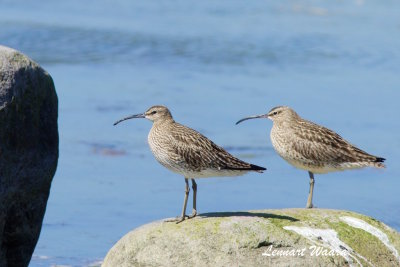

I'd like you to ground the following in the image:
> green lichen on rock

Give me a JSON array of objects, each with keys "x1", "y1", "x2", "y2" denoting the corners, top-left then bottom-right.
[
  {"x1": 102, "y1": 209, "x2": 400, "y2": 267},
  {"x1": 11, "y1": 52, "x2": 32, "y2": 66}
]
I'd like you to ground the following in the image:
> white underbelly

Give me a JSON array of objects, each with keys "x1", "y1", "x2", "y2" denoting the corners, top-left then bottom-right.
[
  {"x1": 153, "y1": 155, "x2": 249, "y2": 178},
  {"x1": 282, "y1": 156, "x2": 366, "y2": 174},
  {"x1": 179, "y1": 168, "x2": 248, "y2": 179}
]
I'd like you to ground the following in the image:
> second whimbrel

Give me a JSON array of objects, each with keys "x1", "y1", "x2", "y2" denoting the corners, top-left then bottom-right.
[
  {"x1": 114, "y1": 105, "x2": 266, "y2": 223},
  {"x1": 236, "y1": 106, "x2": 385, "y2": 208}
]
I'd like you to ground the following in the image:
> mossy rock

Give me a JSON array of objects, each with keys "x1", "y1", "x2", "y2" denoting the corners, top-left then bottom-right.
[{"x1": 102, "y1": 209, "x2": 400, "y2": 267}]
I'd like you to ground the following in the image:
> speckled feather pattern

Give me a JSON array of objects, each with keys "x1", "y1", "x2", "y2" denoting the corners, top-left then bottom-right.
[
  {"x1": 148, "y1": 119, "x2": 264, "y2": 178},
  {"x1": 270, "y1": 108, "x2": 385, "y2": 174}
]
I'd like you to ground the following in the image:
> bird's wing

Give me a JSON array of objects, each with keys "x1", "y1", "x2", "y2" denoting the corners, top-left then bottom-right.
[
  {"x1": 166, "y1": 123, "x2": 264, "y2": 172},
  {"x1": 291, "y1": 119, "x2": 381, "y2": 164}
]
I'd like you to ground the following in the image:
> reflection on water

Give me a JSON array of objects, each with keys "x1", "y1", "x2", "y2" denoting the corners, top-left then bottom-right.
[{"x1": 1, "y1": 0, "x2": 399, "y2": 266}]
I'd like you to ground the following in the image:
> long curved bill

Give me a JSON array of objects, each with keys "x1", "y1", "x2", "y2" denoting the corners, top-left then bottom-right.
[
  {"x1": 236, "y1": 114, "x2": 268, "y2": 125},
  {"x1": 113, "y1": 113, "x2": 145, "y2": 126}
]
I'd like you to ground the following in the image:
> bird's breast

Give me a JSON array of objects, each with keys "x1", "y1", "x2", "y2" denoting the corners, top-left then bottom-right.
[
  {"x1": 148, "y1": 126, "x2": 184, "y2": 174},
  {"x1": 270, "y1": 125, "x2": 292, "y2": 157},
  {"x1": 270, "y1": 125, "x2": 310, "y2": 168}
]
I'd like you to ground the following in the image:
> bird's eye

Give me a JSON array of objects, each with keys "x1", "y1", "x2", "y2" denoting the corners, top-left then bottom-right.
[
  {"x1": 151, "y1": 111, "x2": 157, "y2": 115},
  {"x1": 273, "y1": 111, "x2": 278, "y2": 115}
]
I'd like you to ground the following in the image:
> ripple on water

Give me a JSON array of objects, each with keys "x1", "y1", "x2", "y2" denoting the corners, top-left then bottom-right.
[{"x1": 1, "y1": 21, "x2": 395, "y2": 71}]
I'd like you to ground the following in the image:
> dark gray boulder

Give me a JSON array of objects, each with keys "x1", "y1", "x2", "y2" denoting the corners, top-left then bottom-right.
[{"x1": 0, "y1": 45, "x2": 58, "y2": 267}]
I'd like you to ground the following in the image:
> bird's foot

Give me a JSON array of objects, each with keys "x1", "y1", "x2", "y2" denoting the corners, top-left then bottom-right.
[
  {"x1": 164, "y1": 215, "x2": 189, "y2": 224},
  {"x1": 188, "y1": 209, "x2": 197, "y2": 219},
  {"x1": 306, "y1": 203, "x2": 314, "y2": 209},
  {"x1": 165, "y1": 211, "x2": 197, "y2": 224}
]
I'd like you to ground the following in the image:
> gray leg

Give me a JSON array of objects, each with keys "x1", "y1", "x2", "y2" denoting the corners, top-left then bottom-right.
[
  {"x1": 165, "y1": 178, "x2": 190, "y2": 223},
  {"x1": 177, "y1": 178, "x2": 190, "y2": 223},
  {"x1": 306, "y1": 171, "x2": 315, "y2": 208},
  {"x1": 189, "y1": 179, "x2": 197, "y2": 218}
]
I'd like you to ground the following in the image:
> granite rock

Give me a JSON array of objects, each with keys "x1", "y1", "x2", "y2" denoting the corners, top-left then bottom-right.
[{"x1": 103, "y1": 209, "x2": 400, "y2": 267}]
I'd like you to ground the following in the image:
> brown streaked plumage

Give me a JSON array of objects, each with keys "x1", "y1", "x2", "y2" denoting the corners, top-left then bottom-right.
[
  {"x1": 236, "y1": 106, "x2": 385, "y2": 208},
  {"x1": 114, "y1": 105, "x2": 265, "y2": 223}
]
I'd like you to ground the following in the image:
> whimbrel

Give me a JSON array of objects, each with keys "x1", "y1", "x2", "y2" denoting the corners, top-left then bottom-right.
[
  {"x1": 114, "y1": 105, "x2": 266, "y2": 223},
  {"x1": 236, "y1": 106, "x2": 385, "y2": 208}
]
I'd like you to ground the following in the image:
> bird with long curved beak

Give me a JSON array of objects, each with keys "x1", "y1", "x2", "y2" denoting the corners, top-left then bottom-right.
[
  {"x1": 114, "y1": 113, "x2": 145, "y2": 125},
  {"x1": 236, "y1": 106, "x2": 385, "y2": 209},
  {"x1": 114, "y1": 105, "x2": 266, "y2": 223}
]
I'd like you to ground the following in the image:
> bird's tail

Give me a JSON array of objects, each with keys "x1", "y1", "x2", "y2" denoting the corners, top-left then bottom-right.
[
  {"x1": 224, "y1": 164, "x2": 266, "y2": 173},
  {"x1": 250, "y1": 164, "x2": 267, "y2": 173},
  {"x1": 372, "y1": 157, "x2": 386, "y2": 169}
]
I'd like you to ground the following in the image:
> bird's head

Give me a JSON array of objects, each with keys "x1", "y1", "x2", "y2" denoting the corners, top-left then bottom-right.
[
  {"x1": 113, "y1": 105, "x2": 173, "y2": 125},
  {"x1": 236, "y1": 106, "x2": 298, "y2": 125}
]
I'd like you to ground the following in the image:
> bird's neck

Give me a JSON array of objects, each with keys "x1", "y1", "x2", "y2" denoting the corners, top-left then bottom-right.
[
  {"x1": 273, "y1": 120, "x2": 286, "y2": 128},
  {"x1": 153, "y1": 118, "x2": 175, "y2": 128},
  {"x1": 273, "y1": 118, "x2": 298, "y2": 129}
]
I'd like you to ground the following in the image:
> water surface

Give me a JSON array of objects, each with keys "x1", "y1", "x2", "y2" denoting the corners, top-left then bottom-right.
[{"x1": 1, "y1": 1, "x2": 399, "y2": 266}]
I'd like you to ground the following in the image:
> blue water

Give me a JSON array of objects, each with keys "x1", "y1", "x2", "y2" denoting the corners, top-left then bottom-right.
[{"x1": 1, "y1": 1, "x2": 399, "y2": 266}]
